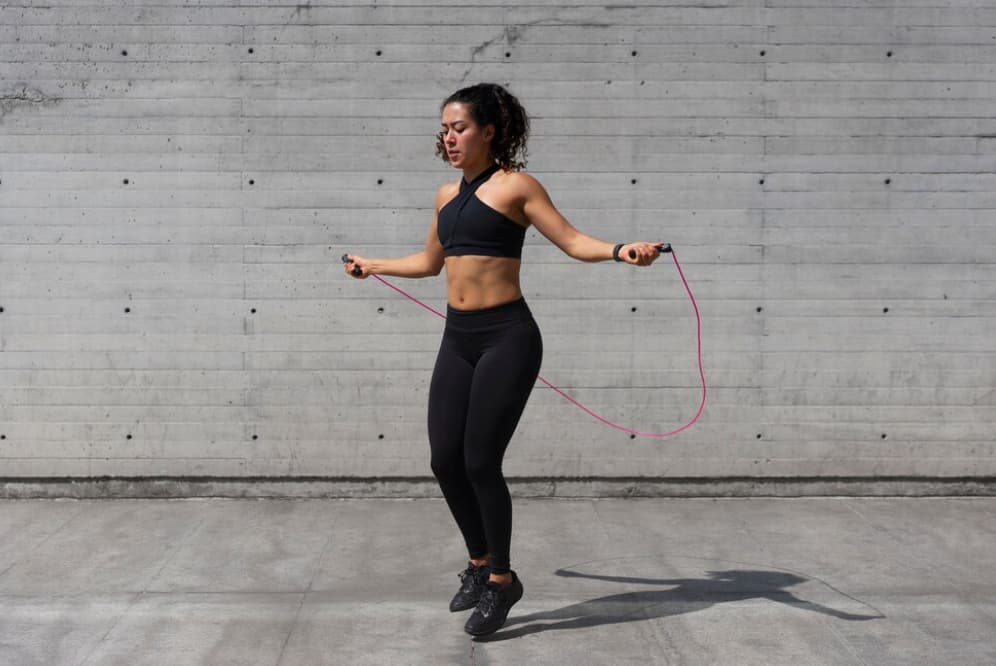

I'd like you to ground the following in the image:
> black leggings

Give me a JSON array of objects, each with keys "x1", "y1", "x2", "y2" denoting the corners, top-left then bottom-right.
[{"x1": 427, "y1": 297, "x2": 543, "y2": 575}]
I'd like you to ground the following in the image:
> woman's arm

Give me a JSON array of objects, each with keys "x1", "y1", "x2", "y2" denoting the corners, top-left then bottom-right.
[
  {"x1": 344, "y1": 185, "x2": 449, "y2": 279},
  {"x1": 519, "y1": 173, "x2": 662, "y2": 266}
]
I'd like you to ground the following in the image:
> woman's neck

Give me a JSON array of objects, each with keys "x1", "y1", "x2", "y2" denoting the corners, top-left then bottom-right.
[{"x1": 462, "y1": 159, "x2": 497, "y2": 183}]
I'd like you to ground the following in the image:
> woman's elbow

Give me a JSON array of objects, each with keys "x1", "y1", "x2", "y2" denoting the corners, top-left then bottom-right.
[
  {"x1": 426, "y1": 256, "x2": 444, "y2": 277},
  {"x1": 562, "y1": 237, "x2": 594, "y2": 262}
]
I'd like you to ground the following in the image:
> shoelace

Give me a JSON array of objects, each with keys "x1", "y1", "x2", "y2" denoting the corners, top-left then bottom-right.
[
  {"x1": 459, "y1": 565, "x2": 487, "y2": 591},
  {"x1": 476, "y1": 585, "x2": 502, "y2": 617}
]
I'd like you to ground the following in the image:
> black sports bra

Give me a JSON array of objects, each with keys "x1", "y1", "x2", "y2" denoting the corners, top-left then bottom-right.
[{"x1": 436, "y1": 163, "x2": 526, "y2": 259}]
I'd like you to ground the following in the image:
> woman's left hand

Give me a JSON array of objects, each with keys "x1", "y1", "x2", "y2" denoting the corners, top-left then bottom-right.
[{"x1": 621, "y1": 242, "x2": 664, "y2": 266}]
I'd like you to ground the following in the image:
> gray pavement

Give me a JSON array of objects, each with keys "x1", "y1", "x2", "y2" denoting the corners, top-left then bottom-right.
[{"x1": 0, "y1": 497, "x2": 994, "y2": 665}]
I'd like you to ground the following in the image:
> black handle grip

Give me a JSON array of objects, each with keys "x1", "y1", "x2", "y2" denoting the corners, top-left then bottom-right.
[
  {"x1": 628, "y1": 243, "x2": 672, "y2": 259},
  {"x1": 341, "y1": 253, "x2": 362, "y2": 276}
]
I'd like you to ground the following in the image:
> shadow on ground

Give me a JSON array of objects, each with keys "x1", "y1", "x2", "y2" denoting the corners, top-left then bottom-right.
[{"x1": 476, "y1": 568, "x2": 883, "y2": 642}]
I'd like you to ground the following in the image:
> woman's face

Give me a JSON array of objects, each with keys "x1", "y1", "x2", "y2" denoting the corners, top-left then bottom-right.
[{"x1": 440, "y1": 102, "x2": 494, "y2": 169}]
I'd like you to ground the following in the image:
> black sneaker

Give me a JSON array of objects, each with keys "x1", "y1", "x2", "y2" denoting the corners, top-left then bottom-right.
[
  {"x1": 449, "y1": 562, "x2": 490, "y2": 612},
  {"x1": 464, "y1": 571, "x2": 523, "y2": 636}
]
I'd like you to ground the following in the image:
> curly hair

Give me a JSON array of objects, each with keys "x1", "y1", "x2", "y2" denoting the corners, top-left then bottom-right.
[{"x1": 435, "y1": 82, "x2": 530, "y2": 171}]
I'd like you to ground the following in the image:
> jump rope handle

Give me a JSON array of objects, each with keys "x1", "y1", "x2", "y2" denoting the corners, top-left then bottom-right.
[
  {"x1": 341, "y1": 253, "x2": 363, "y2": 276},
  {"x1": 629, "y1": 242, "x2": 672, "y2": 260}
]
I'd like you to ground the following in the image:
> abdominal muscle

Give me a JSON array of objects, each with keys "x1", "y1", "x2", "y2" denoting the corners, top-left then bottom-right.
[{"x1": 444, "y1": 255, "x2": 523, "y2": 310}]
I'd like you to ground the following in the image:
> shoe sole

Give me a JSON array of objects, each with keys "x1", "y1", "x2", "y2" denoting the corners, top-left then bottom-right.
[{"x1": 464, "y1": 582, "x2": 523, "y2": 636}]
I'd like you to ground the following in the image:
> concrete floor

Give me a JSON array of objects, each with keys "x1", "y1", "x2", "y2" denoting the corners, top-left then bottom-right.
[{"x1": 0, "y1": 497, "x2": 993, "y2": 665}]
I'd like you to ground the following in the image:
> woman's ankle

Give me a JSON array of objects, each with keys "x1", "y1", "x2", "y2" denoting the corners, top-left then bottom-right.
[{"x1": 488, "y1": 572, "x2": 513, "y2": 586}]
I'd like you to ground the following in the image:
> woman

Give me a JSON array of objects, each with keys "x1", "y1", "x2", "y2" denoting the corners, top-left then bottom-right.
[{"x1": 344, "y1": 83, "x2": 663, "y2": 636}]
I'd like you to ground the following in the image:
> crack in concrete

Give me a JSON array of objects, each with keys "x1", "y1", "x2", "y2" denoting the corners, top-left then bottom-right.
[
  {"x1": 461, "y1": 26, "x2": 517, "y2": 84},
  {"x1": 459, "y1": 17, "x2": 612, "y2": 85},
  {"x1": 0, "y1": 84, "x2": 61, "y2": 120}
]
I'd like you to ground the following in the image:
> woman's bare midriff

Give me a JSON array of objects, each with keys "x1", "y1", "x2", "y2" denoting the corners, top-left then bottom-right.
[{"x1": 444, "y1": 255, "x2": 523, "y2": 310}]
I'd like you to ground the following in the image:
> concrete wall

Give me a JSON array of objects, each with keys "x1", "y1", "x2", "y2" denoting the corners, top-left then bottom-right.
[{"x1": 1, "y1": 1, "x2": 994, "y2": 494}]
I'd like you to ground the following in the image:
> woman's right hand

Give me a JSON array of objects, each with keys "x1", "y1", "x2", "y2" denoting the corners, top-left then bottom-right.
[{"x1": 343, "y1": 254, "x2": 369, "y2": 279}]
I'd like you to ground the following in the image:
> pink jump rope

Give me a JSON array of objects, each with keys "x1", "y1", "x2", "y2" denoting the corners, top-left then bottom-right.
[{"x1": 343, "y1": 243, "x2": 705, "y2": 438}]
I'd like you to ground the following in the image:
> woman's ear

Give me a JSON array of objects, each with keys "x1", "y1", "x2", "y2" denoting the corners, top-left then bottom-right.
[{"x1": 482, "y1": 124, "x2": 496, "y2": 143}]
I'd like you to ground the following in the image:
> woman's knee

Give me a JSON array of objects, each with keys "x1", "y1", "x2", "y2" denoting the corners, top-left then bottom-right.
[
  {"x1": 430, "y1": 449, "x2": 463, "y2": 483},
  {"x1": 464, "y1": 454, "x2": 503, "y2": 488}
]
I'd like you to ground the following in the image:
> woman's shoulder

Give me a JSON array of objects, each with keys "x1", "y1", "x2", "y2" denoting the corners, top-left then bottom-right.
[
  {"x1": 499, "y1": 168, "x2": 538, "y2": 183},
  {"x1": 498, "y1": 169, "x2": 548, "y2": 203},
  {"x1": 435, "y1": 179, "x2": 460, "y2": 210},
  {"x1": 497, "y1": 168, "x2": 543, "y2": 192}
]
